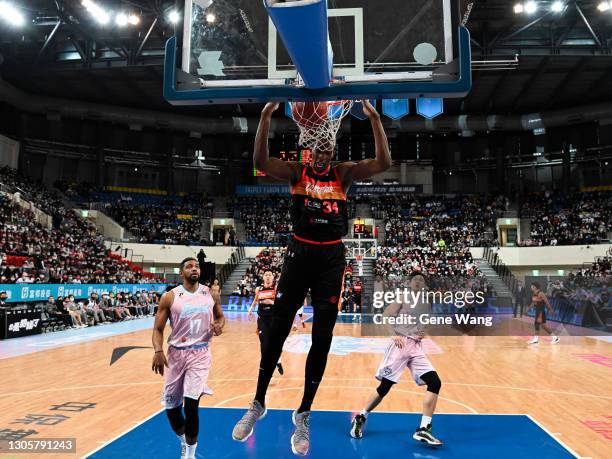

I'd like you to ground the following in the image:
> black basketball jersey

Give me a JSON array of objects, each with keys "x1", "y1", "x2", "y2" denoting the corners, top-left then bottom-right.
[
  {"x1": 257, "y1": 285, "x2": 276, "y2": 316},
  {"x1": 290, "y1": 164, "x2": 348, "y2": 242}
]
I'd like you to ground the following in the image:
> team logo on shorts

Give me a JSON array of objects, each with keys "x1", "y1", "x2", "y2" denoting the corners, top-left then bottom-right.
[
  {"x1": 276, "y1": 292, "x2": 283, "y2": 298},
  {"x1": 382, "y1": 366, "x2": 393, "y2": 376}
]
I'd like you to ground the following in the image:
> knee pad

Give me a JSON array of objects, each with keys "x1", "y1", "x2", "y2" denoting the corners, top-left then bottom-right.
[
  {"x1": 420, "y1": 371, "x2": 441, "y2": 395},
  {"x1": 165, "y1": 406, "x2": 184, "y2": 433},
  {"x1": 376, "y1": 377, "x2": 395, "y2": 398}
]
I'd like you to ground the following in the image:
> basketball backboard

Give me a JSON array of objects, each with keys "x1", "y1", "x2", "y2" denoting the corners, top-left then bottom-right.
[
  {"x1": 164, "y1": 0, "x2": 471, "y2": 105},
  {"x1": 344, "y1": 238, "x2": 377, "y2": 259}
]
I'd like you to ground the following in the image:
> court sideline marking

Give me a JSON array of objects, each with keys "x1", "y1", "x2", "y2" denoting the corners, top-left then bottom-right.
[{"x1": 0, "y1": 378, "x2": 609, "y2": 400}]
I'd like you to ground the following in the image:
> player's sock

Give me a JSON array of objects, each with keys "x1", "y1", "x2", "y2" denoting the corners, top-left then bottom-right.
[
  {"x1": 360, "y1": 409, "x2": 369, "y2": 418},
  {"x1": 420, "y1": 415, "x2": 432, "y2": 428},
  {"x1": 185, "y1": 442, "x2": 197, "y2": 458},
  {"x1": 178, "y1": 434, "x2": 186, "y2": 458}
]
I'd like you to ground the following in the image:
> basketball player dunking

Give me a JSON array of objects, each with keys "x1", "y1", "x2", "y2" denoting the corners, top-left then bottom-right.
[
  {"x1": 527, "y1": 281, "x2": 559, "y2": 345},
  {"x1": 232, "y1": 100, "x2": 391, "y2": 455},
  {"x1": 350, "y1": 275, "x2": 443, "y2": 446},
  {"x1": 247, "y1": 269, "x2": 285, "y2": 375},
  {"x1": 152, "y1": 258, "x2": 225, "y2": 459}
]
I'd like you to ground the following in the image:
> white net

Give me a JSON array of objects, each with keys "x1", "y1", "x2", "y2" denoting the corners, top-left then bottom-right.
[
  {"x1": 291, "y1": 100, "x2": 354, "y2": 151},
  {"x1": 355, "y1": 255, "x2": 364, "y2": 277}
]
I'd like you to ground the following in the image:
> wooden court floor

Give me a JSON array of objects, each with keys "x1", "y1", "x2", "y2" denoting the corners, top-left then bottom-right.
[{"x1": 0, "y1": 318, "x2": 610, "y2": 458}]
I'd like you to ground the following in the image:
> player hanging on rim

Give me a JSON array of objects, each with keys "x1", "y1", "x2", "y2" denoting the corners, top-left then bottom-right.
[
  {"x1": 350, "y1": 274, "x2": 443, "y2": 446},
  {"x1": 247, "y1": 269, "x2": 284, "y2": 375},
  {"x1": 232, "y1": 100, "x2": 391, "y2": 456},
  {"x1": 527, "y1": 281, "x2": 560, "y2": 345},
  {"x1": 152, "y1": 258, "x2": 225, "y2": 459}
]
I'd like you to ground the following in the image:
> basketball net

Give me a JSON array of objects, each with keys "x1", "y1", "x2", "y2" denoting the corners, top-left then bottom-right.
[
  {"x1": 293, "y1": 100, "x2": 353, "y2": 151},
  {"x1": 356, "y1": 255, "x2": 364, "y2": 277}
]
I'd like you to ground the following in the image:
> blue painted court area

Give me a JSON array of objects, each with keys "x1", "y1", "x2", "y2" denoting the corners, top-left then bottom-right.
[{"x1": 87, "y1": 408, "x2": 576, "y2": 459}]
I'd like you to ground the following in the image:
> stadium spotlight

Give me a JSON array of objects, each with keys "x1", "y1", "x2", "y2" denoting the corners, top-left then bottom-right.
[
  {"x1": 115, "y1": 13, "x2": 128, "y2": 26},
  {"x1": 597, "y1": 1, "x2": 610, "y2": 12},
  {"x1": 82, "y1": 0, "x2": 110, "y2": 25},
  {"x1": 206, "y1": 13, "x2": 216, "y2": 23},
  {"x1": 0, "y1": 1, "x2": 25, "y2": 26},
  {"x1": 525, "y1": 1, "x2": 537, "y2": 14},
  {"x1": 551, "y1": 1, "x2": 564, "y2": 12},
  {"x1": 128, "y1": 14, "x2": 140, "y2": 25},
  {"x1": 168, "y1": 10, "x2": 180, "y2": 23},
  {"x1": 514, "y1": 3, "x2": 524, "y2": 14}
]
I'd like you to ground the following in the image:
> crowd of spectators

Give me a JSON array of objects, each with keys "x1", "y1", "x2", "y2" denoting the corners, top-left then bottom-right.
[
  {"x1": 519, "y1": 190, "x2": 611, "y2": 246},
  {"x1": 375, "y1": 245, "x2": 491, "y2": 299},
  {"x1": 231, "y1": 248, "x2": 284, "y2": 297},
  {"x1": 54, "y1": 178, "x2": 214, "y2": 246},
  {"x1": 230, "y1": 195, "x2": 356, "y2": 246},
  {"x1": 0, "y1": 168, "x2": 161, "y2": 284},
  {"x1": 0, "y1": 289, "x2": 161, "y2": 333},
  {"x1": 373, "y1": 194, "x2": 506, "y2": 248},
  {"x1": 107, "y1": 199, "x2": 205, "y2": 245}
]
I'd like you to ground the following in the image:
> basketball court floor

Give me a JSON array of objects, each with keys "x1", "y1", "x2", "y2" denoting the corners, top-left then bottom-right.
[{"x1": 0, "y1": 312, "x2": 610, "y2": 458}]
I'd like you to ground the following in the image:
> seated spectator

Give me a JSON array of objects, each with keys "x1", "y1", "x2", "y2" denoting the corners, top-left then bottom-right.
[
  {"x1": 85, "y1": 293, "x2": 110, "y2": 325},
  {"x1": 65, "y1": 297, "x2": 85, "y2": 328},
  {"x1": 519, "y1": 190, "x2": 611, "y2": 246}
]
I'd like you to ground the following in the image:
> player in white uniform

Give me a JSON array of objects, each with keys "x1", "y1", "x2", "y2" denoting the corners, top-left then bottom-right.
[
  {"x1": 292, "y1": 296, "x2": 308, "y2": 331},
  {"x1": 152, "y1": 258, "x2": 225, "y2": 459},
  {"x1": 350, "y1": 274, "x2": 443, "y2": 446}
]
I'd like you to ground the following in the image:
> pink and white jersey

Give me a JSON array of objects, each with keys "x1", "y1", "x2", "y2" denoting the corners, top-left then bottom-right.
[{"x1": 167, "y1": 284, "x2": 215, "y2": 348}]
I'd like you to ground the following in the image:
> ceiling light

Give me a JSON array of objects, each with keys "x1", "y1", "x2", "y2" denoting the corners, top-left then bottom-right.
[
  {"x1": 82, "y1": 0, "x2": 110, "y2": 25},
  {"x1": 206, "y1": 13, "x2": 216, "y2": 23},
  {"x1": 551, "y1": 1, "x2": 564, "y2": 12},
  {"x1": 514, "y1": 3, "x2": 524, "y2": 14},
  {"x1": 525, "y1": 1, "x2": 537, "y2": 14},
  {"x1": 0, "y1": 2, "x2": 25, "y2": 26},
  {"x1": 597, "y1": 2, "x2": 610, "y2": 12},
  {"x1": 128, "y1": 14, "x2": 140, "y2": 25},
  {"x1": 115, "y1": 13, "x2": 128, "y2": 26},
  {"x1": 168, "y1": 10, "x2": 180, "y2": 23}
]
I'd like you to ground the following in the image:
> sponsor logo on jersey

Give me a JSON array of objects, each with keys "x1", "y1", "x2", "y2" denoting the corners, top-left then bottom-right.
[{"x1": 305, "y1": 183, "x2": 335, "y2": 194}]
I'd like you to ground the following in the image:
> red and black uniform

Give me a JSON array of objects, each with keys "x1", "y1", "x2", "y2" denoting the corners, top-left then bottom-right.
[
  {"x1": 352, "y1": 281, "x2": 363, "y2": 307},
  {"x1": 274, "y1": 164, "x2": 348, "y2": 315},
  {"x1": 533, "y1": 294, "x2": 547, "y2": 325},
  {"x1": 256, "y1": 285, "x2": 276, "y2": 348},
  {"x1": 291, "y1": 165, "x2": 348, "y2": 242},
  {"x1": 255, "y1": 163, "x2": 349, "y2": 412}
]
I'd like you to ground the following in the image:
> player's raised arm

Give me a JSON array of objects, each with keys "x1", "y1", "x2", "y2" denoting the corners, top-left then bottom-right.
[
  {"x1": 254, "y1": 102, "x2": 301, "y2": 182},
  {"x1": 338, "y1": 100, "x2": 392, "y2": 183},
  {"x1": 152, "y1": 291, "x2": 173, "y2": 375}
]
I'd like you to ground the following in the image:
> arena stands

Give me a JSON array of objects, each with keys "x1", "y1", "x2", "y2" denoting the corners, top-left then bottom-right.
[
  {"x1": 375, "y1": 245, "x2": 491, "y2": 299},
  {"x1": 231, "y1": 247, "x2": 284, "y2": 296},
  {"x1": 70, "y1": 187, "x2": 213, "y2": 245},
  {"x1": 519, "y1": 190, "x2": 611, "y2": 246},
  {"x1": 230, "y1": 195, "x2": 356, "y2": 246},
  {"x1": 0, "y1": 168, "x2": 161, "y2": 284},
  {"x1": 372, "y1": 194, "x2": 506, "y2": 247}
]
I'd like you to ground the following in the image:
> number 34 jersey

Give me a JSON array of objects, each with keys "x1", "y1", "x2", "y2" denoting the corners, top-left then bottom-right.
[
  {"x1": 290, "y1": 164, "x2": 349, "y2": 242},
  {"x1": 167, "y1": 284, "x2": 214, "y2": 348}
]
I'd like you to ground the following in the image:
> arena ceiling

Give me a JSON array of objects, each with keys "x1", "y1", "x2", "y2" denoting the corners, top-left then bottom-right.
[{"x1": 0, "y1": 1, "x2": 611, "y2": 118}]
